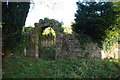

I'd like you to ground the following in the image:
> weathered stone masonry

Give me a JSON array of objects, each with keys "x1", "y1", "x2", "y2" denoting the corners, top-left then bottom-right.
[
  {"x1": 25, "y1": 19, "x2": 120, "y2": 59},
  {"x1": 25, "y1": 19, "x2": 62, "y2": 58}
]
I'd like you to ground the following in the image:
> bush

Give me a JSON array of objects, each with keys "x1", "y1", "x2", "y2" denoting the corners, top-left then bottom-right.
[
  {"x1": 13, "y1": 27, "x2": 33, "y2": 54},
  {"x1": 41, "y1": 27, "x2": 56, "y2": 40},
  {"x1": 101, "y1": 27, "x2": 119, "y2": 50},
  {"x1": 74, "y1": 33, "x2": 93, "y2": 49}
]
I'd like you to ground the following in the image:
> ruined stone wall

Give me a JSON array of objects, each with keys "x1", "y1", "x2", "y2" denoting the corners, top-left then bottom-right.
[
  {"x1": 26, "y1": 28, "x2": 39, "y2": 58},
  {"x1": 25, "y1": 18, "x2": 62, "y2": 58},
  {"x1": 24, "y1": 19, "x2": 119, "y2": 59},
  {"x1": 55, "y1": 33, "x2": 119, "y2": 60},
  {"x1": 55, "y1": 34, "x2": 101, "y2": 60},
  {"x1": 55, "y1": 32, "x2": 63, "y2": 60},
  {"x1": 25, "y1": 29, "x2": 119, "y2": 59},
  {"x1": 56, "y1": 34, "x2": 81, "y2": 60}
]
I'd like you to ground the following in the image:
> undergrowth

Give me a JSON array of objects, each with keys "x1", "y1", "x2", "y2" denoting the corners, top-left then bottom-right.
[{"x1": 2, "y1": 54, "x2": 120, "y2": 78}]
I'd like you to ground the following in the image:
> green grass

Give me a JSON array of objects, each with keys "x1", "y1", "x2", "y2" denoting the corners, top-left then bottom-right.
[{"x1": 2, "y1": 54, "x2": 120, "y2": 78}]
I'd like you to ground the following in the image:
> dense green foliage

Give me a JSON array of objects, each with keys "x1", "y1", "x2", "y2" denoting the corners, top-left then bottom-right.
[
  {"x1": 101, "y1": 27, "x2": 119, "y2": 50},
  {"x1": 62, "y1": 26, "x2": 73, "y2": 34},
  {"x1": 3, "y1": 54, "x2": 120, "y2": 78},
  {"x1": 72, "y1": 2, "x2": 120, "y2": 50},
  {"x1": 42, "y1": 18, "x2": 63, "y2": 32},
  {"x1": 42, "y1": 17, "x2": 62, "y2": 26},
  {"x1": 73, "y1": 2, "x2": 117, "y2": 38},
  {"x1": 2, "y1": 2, "x2": 30, "y2": 54},
  {"x1": 15, "y1": 27, "x2": 34, "y2": 54},
  {"x1": 35, "y1": 17, "x2": 63, "y2": 33},
  {"x1": 22, "y1": 26, "x2": 33, "y2": 34},
  {"x1": 41, "y1": 27, "x2": 56, "y2": 40},
  {"x1": 75, "y1": 33, "x2": 93, "y2": 49}
]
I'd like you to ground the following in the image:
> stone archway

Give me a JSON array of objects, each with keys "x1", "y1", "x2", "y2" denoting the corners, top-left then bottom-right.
[
  {"x1": 25, "y1": 18, "x2": 120, "y2": 59},
  {"x1": 26, "y1": 19, "x2": 63, "y2": 58}
]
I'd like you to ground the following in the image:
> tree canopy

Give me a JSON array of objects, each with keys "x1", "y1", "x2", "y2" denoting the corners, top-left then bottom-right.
[
  {"x1": 72, "y1": 2, "x2": 120, "y2": 49},
  {"x1": 2, "y1": 2, "x2": 30, "y2": 55}
]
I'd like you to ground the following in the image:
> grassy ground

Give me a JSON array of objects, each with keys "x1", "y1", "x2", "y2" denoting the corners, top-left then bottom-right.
[{"x1": 2, "y1": 54, "x2": 120, "y2": 78}]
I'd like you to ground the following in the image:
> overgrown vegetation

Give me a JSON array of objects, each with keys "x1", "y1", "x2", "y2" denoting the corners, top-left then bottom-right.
[
  {"x1": 75, "y1": 33, "x2": 93, "y2": 50},
  {"x1": 72, "y1": 2, "x2": 120, "y2": 51},
  {"x1": 2, "y1": 2, "x2": 30, "y2": 56},
  {"x1": 101, "y1": 27, "x2": 119, "y2": 50},
  {"x1": 11, "y1": 27, "x2": 33, "y2": 55},
  {"x1": 2, "y1": 1, "x2": 120, "y2": 79},
  {"x1": 41, "y1": 27, "x2": 56, "y2": 40},
  {"x1": 3, "y1": 54, "x2": 120, "y2": 78},
  {"x1": 62, "y1": 26, "x2": 73, "y2": 34}
]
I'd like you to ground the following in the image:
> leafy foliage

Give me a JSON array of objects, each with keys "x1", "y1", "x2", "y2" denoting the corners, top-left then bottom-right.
[
  {"x1": 42, "y1": 17, "x2": 63, "y2": 32},
  {"x1": 75, "y1": 33, "x2": 93, "y2": 49},
  {"x1": 62, "y1": 26, "x2": 73, "y2": 34},
  {"x1": 2, "y1": 2, "x2": 30, "y2": 54},
  {"x1": 43, "y1": 17, "x2": 62, "y2": 25},
  {"x1": 102, "y1": 27, "x2": 119, "y2": 50},
  {"x1": 42, "y1": 27, "x2": 56, "y2": 40},
  {"x1": 8, "y1": 27, "x2": 33, "y2": 55},
  {"x1": 72, "y1": 2, "x2": 120, "y2": 50},
  {"x1": 22, "y1": 26, "x2": 33, "y2": 34}
]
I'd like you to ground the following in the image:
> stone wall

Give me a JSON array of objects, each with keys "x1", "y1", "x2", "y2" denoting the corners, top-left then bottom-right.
[
  {"x1": 24, "y1": 19, "x2": 119, "y2": 59},
  {"x1": 25, "y1": 18, "x2": 62, "y2": 58},
  {"x1": 55, "y1": 33, "x2": 119, "y2": 60},
  {"x1": 55, "y1": 34, "x2": 102, "y2": 60},
  {"x1": 25, "y1": 28, "x2": 39, "y2": 58},
  {"x1": 56, "y1": 34, "x2": 81, "y2": 60}
]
